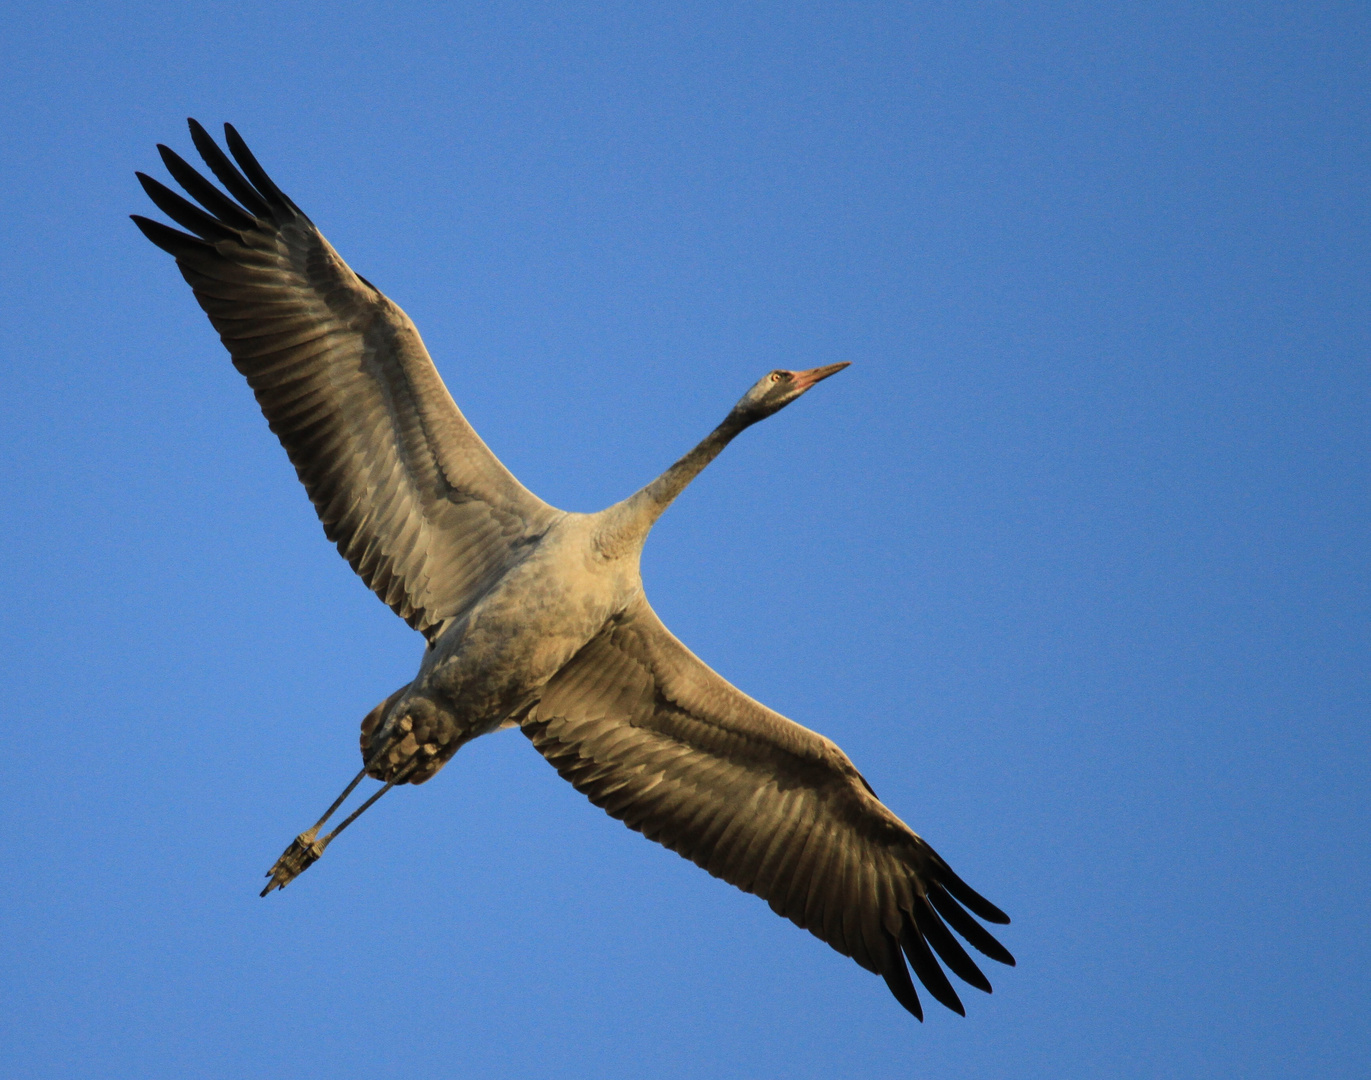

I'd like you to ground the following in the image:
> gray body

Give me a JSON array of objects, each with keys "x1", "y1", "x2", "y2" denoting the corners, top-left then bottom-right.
[{"x1": 133, "y1": 119, "x2": 1015, "y2": 1022}]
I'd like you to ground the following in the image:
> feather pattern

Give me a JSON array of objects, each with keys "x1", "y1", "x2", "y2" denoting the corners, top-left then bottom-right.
[
  {"x1": 524, "y1": 596, "x2": 1014, "y2": 1019},
  {"x1": 132, "y1": 121, "x2": 559, "y2": 638}
]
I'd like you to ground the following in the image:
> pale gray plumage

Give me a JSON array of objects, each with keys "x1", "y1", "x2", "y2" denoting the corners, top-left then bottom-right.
[{"x1": 133, "y1": 120, "x2": 1014, "y2": 1021}]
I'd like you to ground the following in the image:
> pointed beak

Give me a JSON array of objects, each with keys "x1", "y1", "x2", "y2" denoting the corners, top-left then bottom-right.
[{"x1": 791, "y1": 362, "x2": 851, "y2": 391}]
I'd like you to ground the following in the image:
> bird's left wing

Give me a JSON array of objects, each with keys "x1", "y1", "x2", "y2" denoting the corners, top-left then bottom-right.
[
  {"x1": 132, "y1": 121, "x2": 561, "y2": 640},
  {"x1": 523, "y1": 595, "x2": 1014, "y2": 1019}
]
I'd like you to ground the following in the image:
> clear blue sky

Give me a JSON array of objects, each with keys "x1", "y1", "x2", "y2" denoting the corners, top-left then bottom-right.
[{"x1": 1, "y1": 3, "x2": 1366, "y2": 1077}]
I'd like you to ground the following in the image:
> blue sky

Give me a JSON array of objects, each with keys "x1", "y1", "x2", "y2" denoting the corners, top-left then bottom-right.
[{"x1": 1, "y1": 2, "x2": 1367, "y2": 1077}]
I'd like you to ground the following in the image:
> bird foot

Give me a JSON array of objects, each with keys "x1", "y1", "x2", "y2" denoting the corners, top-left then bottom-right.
[{"x1": 261, "y1": 829, "x2": 328, "y2": 896}]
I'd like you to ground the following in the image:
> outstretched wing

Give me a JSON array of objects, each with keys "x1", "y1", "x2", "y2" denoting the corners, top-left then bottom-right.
[
  {"x1": 133, "y1": 120, "x2": 561, "y2": 639},
  {"x1": 523, "y1": 596, "x2": 1014, "y2": 1019}
]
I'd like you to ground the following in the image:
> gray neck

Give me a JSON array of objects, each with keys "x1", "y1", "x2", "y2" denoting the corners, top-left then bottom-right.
[{"x1": 595, "y1": 408, "x2": 754, "y2": 559}]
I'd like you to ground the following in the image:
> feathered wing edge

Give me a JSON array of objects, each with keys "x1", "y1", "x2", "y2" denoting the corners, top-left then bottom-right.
[
  {"x1": 523, "y1": 598, "x2": 1013, "y2": 1019},
  {"x1": 132, "y1": 121, "x2": 560, "y2": 638}
]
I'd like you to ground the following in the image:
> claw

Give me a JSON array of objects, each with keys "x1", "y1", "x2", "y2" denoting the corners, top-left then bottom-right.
[
  {"x1": 261, "y1": 828, "x2": 328, "y2": 895},
  {"x1": 258, "y1": 756, "x2": 418, "y2": 897}
]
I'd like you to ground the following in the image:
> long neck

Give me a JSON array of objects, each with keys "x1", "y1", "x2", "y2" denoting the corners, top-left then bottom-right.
[{"x1": 595, "y1": 409, "x2": 754, "y2": 559}]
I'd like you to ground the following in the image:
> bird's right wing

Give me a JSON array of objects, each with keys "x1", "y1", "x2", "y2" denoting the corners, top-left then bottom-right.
[
  {"x1": 133, "y1": 121, "x2": 561, "y2": 639},
  {"x1": 523, "y1": 596, "x2": 1013, "y2": 1019}
]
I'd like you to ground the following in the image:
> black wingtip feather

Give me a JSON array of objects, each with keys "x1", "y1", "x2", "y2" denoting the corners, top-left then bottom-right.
[
  {"x1": 135, "y1": 172, "x2": 242, "y2": 243},
  {"x1": 130, "y1": 214, "x2": 211, "y2": 258},
  {"x1": 881, "y1": 964, "x2": 923, "y2": 1021},
  {"x1": 913, "y1": 897, "x2": 993, "y2": 994},
  {"x1": 901, "y1": 924, "x2": 965, "y2": 1016},
  {"x1": 186, "y1": 118, "x2": 273, "y2": 219},
  {"x1": 928, "y1": 885, "x2": 1016, "y2": 967},
  {"x1": 156, "y1": 143, "x2": 260, "y2": 231},
  {"x1": 222, "y1": 123, "x2": 294, "y2": 211},
  {"x1": 933, "y1": 859, "x2": 1011, "y2": 925}
]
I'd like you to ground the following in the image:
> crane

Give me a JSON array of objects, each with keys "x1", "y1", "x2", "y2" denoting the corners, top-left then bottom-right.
[{"x1": 132, "y1": 120, "x2": 1014, "y2": 1020}]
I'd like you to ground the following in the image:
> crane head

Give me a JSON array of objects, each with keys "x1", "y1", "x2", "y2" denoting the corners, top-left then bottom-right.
[{"x1": 733, "y1": 362, "x2": 850, "y2": 422}]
